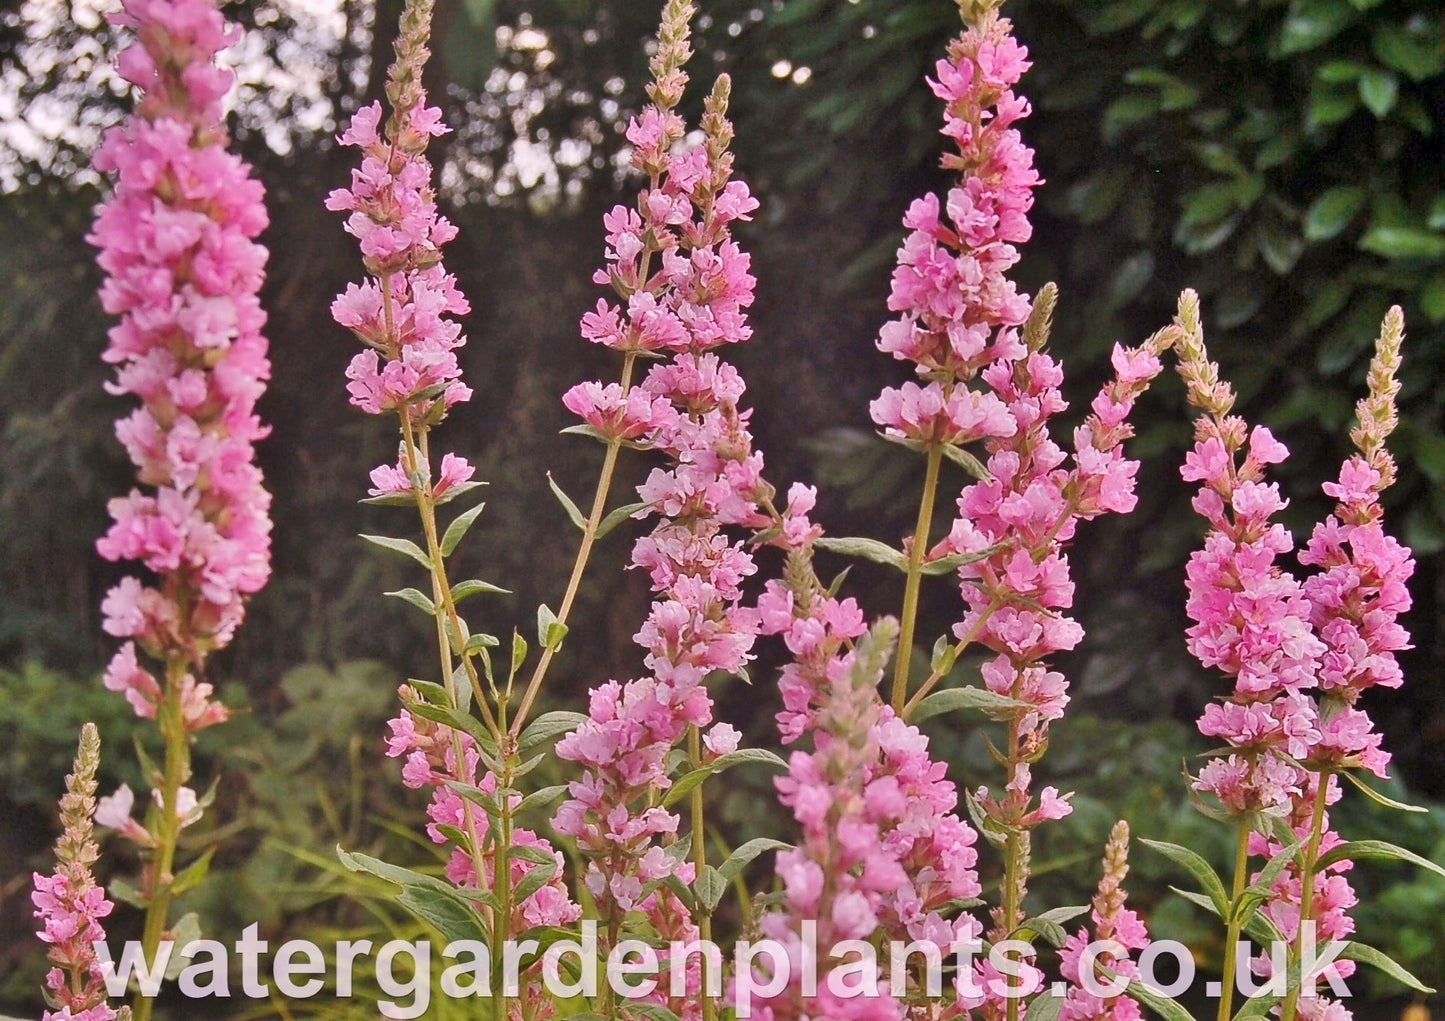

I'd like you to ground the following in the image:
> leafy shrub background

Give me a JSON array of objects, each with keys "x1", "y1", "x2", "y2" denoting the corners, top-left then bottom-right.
[{"x1": 0, "y1": 0, "x2": 1440, "y2": 1016}]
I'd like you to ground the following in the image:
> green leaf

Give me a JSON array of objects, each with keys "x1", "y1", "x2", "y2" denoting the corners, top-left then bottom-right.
[
  {"x1": 384, "y1": 587, "x2": 436, "y2": 616},
  {"x1": 663, "y1": 748, "x2": 788, "y2": 808},
  {"x1": 630, "y1": 1004, "x2": 683, "y2": 1021},
  {"x1": 1339, "y1": 770, "x2": 1430, "y2": 812},
  {"x1": 814, "y1": 536, "x2": 908, "y2": 570},
  {"x1": 1233, "y1": 836, "x2": 1307, "y2": 929},
  {"x1": 918, "y1": 543, "x2": 1005, "y2": 576},
  {"x1": 434, "y1": 480, "x2": 487, "y2": 507},
  {"x1": 108, "y1": 876, "x2": 147, "y2": 908},
  {"x1": 1315, "y1": 838, "x2": 1445, "y2": 878},
  {"x1": 359, "y1": 491, "x2": 417, "y2": 507},
  {"x1": 337, "y1": 846, "x2": 489, "y2": 945},
  {"x1": 1358, "y1": 69, "x2": 1399, "y2": 117},
  {"x1": 405, "y1": 702, "x2": 498, "y2": 758},
  {"x1": 1026, "y1": 990, "x2": 1064, "y2": 1021},
  {"x1": 1306, "y1": 81, "x2": 1359, "y2": 128},
  {"x1": 910, "y1": 686, "x2": 1034, "y2": 723},
  {"x1": 1037, "y1": 905, "x2": 1091, "y2": 926},
  {"x1": 939, "y1": 443, "x2": 992, "y2": 480},
  {"x1": 1340, "y1": 940, "x2": 1436, "y2": 993},
  {"x1": 1420, "y1": 276, "x2": 1445, "y2": 323},
  {"x1": 518, "y1": 710, "x2": 587, "y2": 753},
  {"x1": 1115, "y1": 966, "x2": 1198, "y2": 1021},
  {"x1": 694, "y1": 865, "x2": 728, "y2": 913},
  {"x1": 1140, "y1": 838, "x2": 1229, "y2": 915},
  {"x1": 510, "y1": 631, "x2": 528, "y2": 679},
  {"x1": 930, "y1": 635, "x2": 959, "y2": 676},
  {"x1": 170, "y1": 846, "x2": 216, "y2": 897},
  {"x1": 596, "y1": 501, "x2": 649, "y2": 540},
  {"x1": 1315, "y1": 60, "x2": 1367, "y2": 84},
  {"x1": 359, "y1": 533, "x2": 431, "y2": 569},
  {"x1": 536, "y1": 603, "x2": 568, "y2": 651},
  {"x1": 1359, "y1": 226, "x2": 1445, "y2": 260},
  {"x1": 516, "y1": 784, "x2": 568, "y2": 816},
  {"x1": 1277, "y1": 0, "x2": 1357, "y2": 55},
  {"x1": 441, "y1": 502, "x2": 487, "y2": 557},
  {"x1": 512, "y1": 859, "x2": 558, "y2": 909},
  {"x1": 547, "y1": 473, "x2": 587, "y2": 531},
  {"x1": 509, "y1": 844, "x2": 559, "y2": 868},
  {"x1": 452, "y1": 578, "x2": 510, "y2": 601},
  {"x1": 1169, "y1": 886, "x2": 1283, "y2": 945},
  {"x1": 1373, "y1": 24, "x2": 1445, "y2": 81},
  {"x1": 1303, "y1": 187, "x2": 1367, "y2": 241},
  {"x1": 717, "y1": 838, "x2": 791, "y2": 884},
  {"x1": 165, "y1": 912, "x2": 202, "y2": 980},
  {"x1": 1012, "y1": 915, "x2": 1069, "y2": 948}
]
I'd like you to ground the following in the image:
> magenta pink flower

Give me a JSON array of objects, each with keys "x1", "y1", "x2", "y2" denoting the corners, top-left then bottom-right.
[
  {"x1": 872, "y1": 20, "x2": 1169, "y2": 964},
  {"x1": 90, "y1": 0, "x2": 273, "y2": 704},
  {"x1": 1175, "y1": 299, "x2": 1414, "y2": 1021},
  {"x1": 328, "y1": 3, "x2": 472, "y2": 444}
]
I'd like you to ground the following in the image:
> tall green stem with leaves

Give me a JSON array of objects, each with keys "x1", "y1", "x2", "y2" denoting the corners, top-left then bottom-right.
[
  {"x1": 131, "y1": 660, "x2": 190, "y2": 1021},
  {"x1": 1217, "y1": 822, "x2": 1252, "y2": 1021}
]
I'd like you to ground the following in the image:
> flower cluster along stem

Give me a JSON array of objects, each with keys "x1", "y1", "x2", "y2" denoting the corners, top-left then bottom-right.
[
  {"x1": 1217, "y1": 820, "x2": 1252, "y2": 1021},
  {"x1": 132, "y1": 657, "x2": 191, "y2": 1021},
  {"x1": 511, "y1": 351, "x2": 639, "y2": 739},
  {"x1": 892, "y1": 441, "x2": 945, "y2": 711},
  {"x1": 1280, "y1": 772, "x2": 1334, "y2": 1021}
]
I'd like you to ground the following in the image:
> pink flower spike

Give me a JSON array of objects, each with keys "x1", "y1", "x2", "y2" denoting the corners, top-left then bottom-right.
[{"x1": 91, "y1": 0, "x2": 273, "y2": 699}]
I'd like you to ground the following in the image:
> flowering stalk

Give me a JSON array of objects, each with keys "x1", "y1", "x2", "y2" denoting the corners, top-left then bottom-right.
[
  {"x1": 330, "y1": 6, "x2": 583, "y2": 1015},
  {"x1": 1174, "y1": 292, "x2": 1416, "y2": 1021},
  {"x1": 552, "y1": 7, "x2": 767, "y2": 1014},
  {"x1": 745, "y1": 490, "x2": 989, "y2": 1017},
  {"x1": 506, "y1": 0, "x2": 705, "y2": 744},
  {"x1": 1280, "y1": 308, "x2": 1412, "y2": 1021},
  {"x1": 87, "y1": 2, "x2": 272, "y2": 1016},
  {"x1": 1059, "y1": 821, "x2": 1152, "y2": 1021},
  {"x1": 870, "y1": 0, "x2": 1038, "y2": 713},
  {"x1": 32, "y1": 724, "x2": 132, "y2": 1021},
  {"x1": 866, "y1": 5, "x2": 1170, "y2": 1019}
]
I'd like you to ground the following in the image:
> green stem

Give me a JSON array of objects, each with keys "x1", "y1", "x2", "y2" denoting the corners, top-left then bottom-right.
[
  {"x1": 892, "y1": 443, "x2": 944, "y2": 712},
  {"x1": 132, "y1": 657, "x2": 190, "y2": 1021},
  {"x1": 399, "y1": 402, "x2": 493, "y2": 910},
  {"x1": 902, "y1": 596, "x2": 1003, "y2": 719},
  {"x1": 495, "y1": 745, "x2": 514, "y2": 1021},
  {"x1": 1003, "y1": 719, "x2": 1027, "y2": 1021},
  {"x1": 510, "y1": 352, "x2": 638, "y2": 739},
  {"x1": 1003, "y1": 827, "x2": 1022, "y2": 1021},
  {"x1": 689, "y1": 725, "x2": 715, "y2": 1021},
  {"x1": 1217, "y1": 821, "x2": 1252, "y2": 1021},
  {"x1": 1280, "y1": 773, "x2": 1332, "y2": 1021}
]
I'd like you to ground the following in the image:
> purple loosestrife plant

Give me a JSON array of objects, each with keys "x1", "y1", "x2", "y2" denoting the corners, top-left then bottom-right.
[
  {"x1": 85, "y1": 1, "x2": 272, "y2": 1015},
  {"x1": 1168, "y1": 293, "x2": 1433, "y2": 1021},
  {"x1": 552, "y1": 5, "x2": 777, "y2": 1016},
  {"x1": 329, "y1": 1, "x2": 583, "y2": 1016},
  {"x1": 32, "y1": 725, "x2": 133, "y2": 1021},
  {"x1": 834, "y1": 4, "x2": 1170, "y2": 1019},
  {"x1": 30, "y1": 0, "x2": 1440, "y2": 1018}
]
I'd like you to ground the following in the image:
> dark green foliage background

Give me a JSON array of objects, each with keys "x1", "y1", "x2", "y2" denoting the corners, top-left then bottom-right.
[{"x1": 1, "y1": 0, "x2": 1441, "y2": 1015}]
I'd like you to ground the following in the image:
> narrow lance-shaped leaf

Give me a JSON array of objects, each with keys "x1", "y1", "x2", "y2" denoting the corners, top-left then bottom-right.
[{"x1": 441, "y1": 501, "x2": 487, "y2": 557}]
